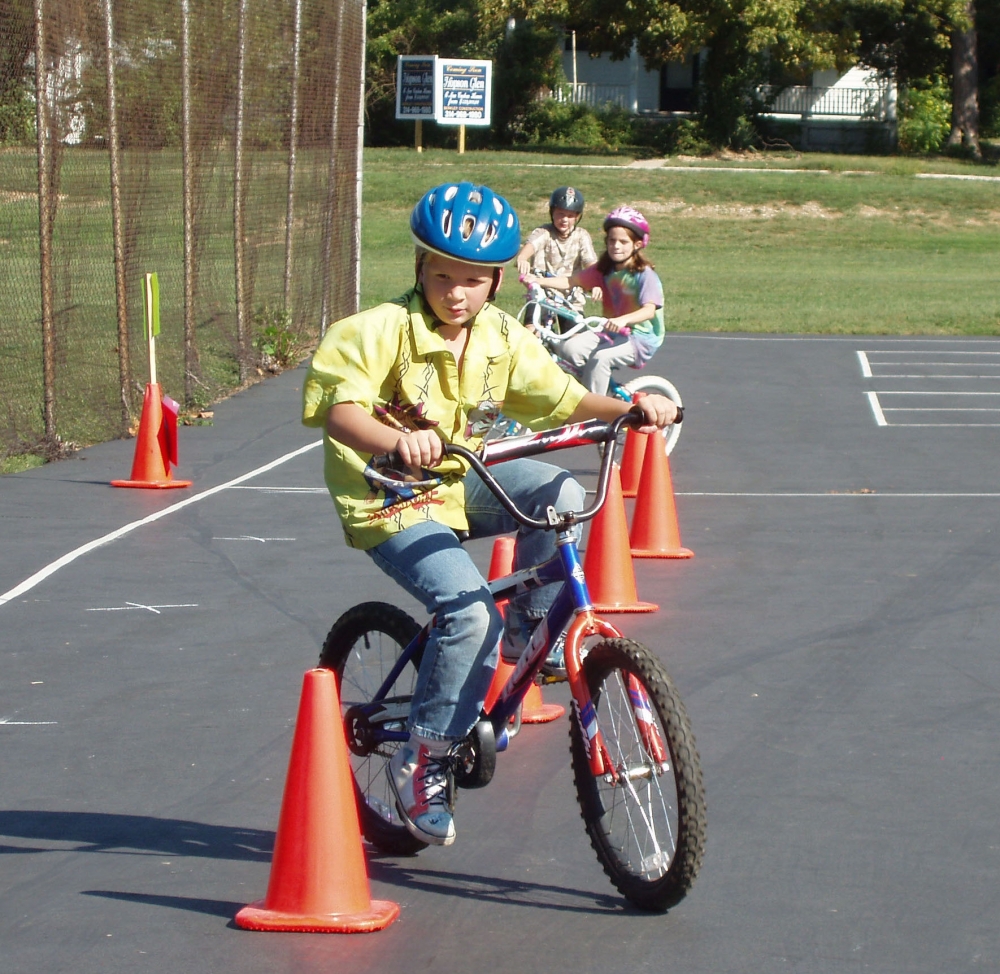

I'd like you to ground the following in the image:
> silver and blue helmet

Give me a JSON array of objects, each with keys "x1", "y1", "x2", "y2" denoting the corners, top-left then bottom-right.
[{"x1": 410, "y1": 182, "x2": 520, "y2": 266}]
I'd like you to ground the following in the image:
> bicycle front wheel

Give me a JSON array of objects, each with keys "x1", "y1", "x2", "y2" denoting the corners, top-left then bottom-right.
[
  {"x1": 569, "y1": 638, "x2": 706, "y2": 911},
  {"x1": 319, "y1": 601, "x2": 427, "y2": 855},
  {"x1": 620, "y1": 375, "x2": 684, "y2": 457}
]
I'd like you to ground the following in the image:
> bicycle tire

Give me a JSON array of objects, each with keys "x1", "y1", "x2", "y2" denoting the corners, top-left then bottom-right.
[
  {"x1": 569, "y1": 638, "x2": 706, "y2": 911},
  {"x1": 319, "y1": 601, "x2": 427, "y2": 856},
  {"x1": 620, "y1": 375, "x2": 684, "y2": 457}
]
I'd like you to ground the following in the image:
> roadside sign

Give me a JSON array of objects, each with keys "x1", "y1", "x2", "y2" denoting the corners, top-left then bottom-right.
[
  {"x1": 396, "y1": 56, "x2": 436, "y2": 120},
  {"x1": 435, "y1": 59, "x2": 492, "y2": 127}
]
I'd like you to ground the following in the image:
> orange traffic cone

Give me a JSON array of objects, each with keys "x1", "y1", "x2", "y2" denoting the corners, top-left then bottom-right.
[
  {"x1": 521, "y1": 680, "x2": 564, "y2": 723},
  {"x1": 111, "y1": 383, "x2": 191, "y2": 489},
  {"x1": 583, "y1": 464, "x2": 658, "y2": 613},
  {"x1": 619, "y1": 428, "x2": 648, "y2": 498},
  {"x1": 235, "y1": 668, "x2": 399, "y2": 933},
  {"x1": 629, "y1": 432, "x2": 693, "y2": 559},
  {"x1": 483, "y1": 536, "x2": 564, "y2": 723}
]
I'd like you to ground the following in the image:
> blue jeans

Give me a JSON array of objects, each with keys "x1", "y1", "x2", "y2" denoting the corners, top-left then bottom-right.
[
  {"x1": 367, "y1": 458, "x2": 586, "y2": 743},
  {"x1": 558, "y1": 329, "x2": 636, "y2": 396}
]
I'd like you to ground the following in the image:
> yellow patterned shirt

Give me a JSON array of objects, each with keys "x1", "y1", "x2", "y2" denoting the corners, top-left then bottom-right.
[{"x1": 302, "y1": 288, "x2": 587, "y2": 550}]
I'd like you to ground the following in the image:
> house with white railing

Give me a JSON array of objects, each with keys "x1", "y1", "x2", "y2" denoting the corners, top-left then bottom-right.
[{"x1": 550, "y1": 36, "x2": 896, "y2": 150}]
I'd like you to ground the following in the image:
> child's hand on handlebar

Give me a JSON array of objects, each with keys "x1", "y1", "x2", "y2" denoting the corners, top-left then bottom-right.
[
  {"x1": 629, "y1": 395, "x2": 679, "y2": 433},
  {"x1": 395, "y1": 429, "x2": 444, "y2": 472},
  {"x1": 604, "y1": 316, "x2": 630, "y2": 334}
]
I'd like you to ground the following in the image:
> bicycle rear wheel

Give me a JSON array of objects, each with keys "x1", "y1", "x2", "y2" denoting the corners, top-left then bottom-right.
[
  {"x1": 319, "y1": 601, "x2": 427, "y2": 855},
  {"x1": 620, "y1": 375, "x2": 683, "y2": 457},
  {"x1": 569, "y1": 638, "x2": 706, "y2": 911}
]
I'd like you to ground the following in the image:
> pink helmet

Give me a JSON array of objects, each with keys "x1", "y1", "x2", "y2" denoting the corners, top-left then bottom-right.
[{"x1": 603, "y1": 205, "x2": 650, "y2": 249}]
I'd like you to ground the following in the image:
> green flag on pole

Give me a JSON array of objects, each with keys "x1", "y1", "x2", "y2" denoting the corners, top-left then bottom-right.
[{"x1": 142, "y1": 272, "x2": 160, "y2": 340}]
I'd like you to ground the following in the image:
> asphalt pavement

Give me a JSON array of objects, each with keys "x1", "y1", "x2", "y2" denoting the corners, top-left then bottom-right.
[{"x1": 2, "y1": 333, "x2": 999, "y2": 974}]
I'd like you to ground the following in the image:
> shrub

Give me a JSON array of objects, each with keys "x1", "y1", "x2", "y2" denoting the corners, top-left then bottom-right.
[
  {"x1": 251, "y1": 306, "x2": 301, "y2": 373},
  {"x1": 513, "y1": 98, "x2": 606, "y2": 148},
  {"x1": 672, "y1": 118, "x2": 713, "y2": 155},
  {"x1": 897, "y1": 77, "x2": 951, "y2": 154}
]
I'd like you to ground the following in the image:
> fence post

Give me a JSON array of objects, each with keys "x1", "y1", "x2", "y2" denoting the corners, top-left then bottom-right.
[
  {"x1": 351, "y1": 0, "x2": 365, "y2": 317},
  {"x1": 284, "y1": 0, "x2": 303, "y2": 314},
  {"x1": 180, "y1": 0, "x2": 195, "y2": 408},
  {"x1": 233, "y1": 0, "x2": 249, "y2": 384},
  {"x1": 320, "y1": 0, "x2": 345, "y2": 335},
  {"x1": 102, "y1": 0, "x2": 131, "y2": 434},
  {"x1": 32, "y1": 0, "x2": 56, "y2": 442}
]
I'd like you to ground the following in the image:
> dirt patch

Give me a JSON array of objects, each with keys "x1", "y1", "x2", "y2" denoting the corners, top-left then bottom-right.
[{"x1": 629, "y1": 197, "x2": 841, "y2": 220}]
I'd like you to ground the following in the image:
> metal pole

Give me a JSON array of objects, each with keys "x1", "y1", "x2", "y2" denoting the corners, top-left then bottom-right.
[
  {"x1": 233, "y1": 0, "x2": 249, "y2": 382},
  {"x1": 283, "y1": 0, "x2": 302, "y2": 312},
  {"x1": 102, "y1": 0, "x2": 131, "y2": 431},
  {"x1": 320, "y1": 0, "x2": 345, "y2": 335},
  {"x1": 180, "y1": 0, "x2": 195, "y2": 406},
  {"x1": 33, "y1": 0, "x2": 56, "y2": 441},
  {"x1": 351, "y1": 0, "x2": 366, "y2": 315}
]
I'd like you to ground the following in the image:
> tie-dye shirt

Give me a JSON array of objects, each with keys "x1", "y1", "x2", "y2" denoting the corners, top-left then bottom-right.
[{"x1": 575, "y1": 264, "x2": 665, "y2": 365}]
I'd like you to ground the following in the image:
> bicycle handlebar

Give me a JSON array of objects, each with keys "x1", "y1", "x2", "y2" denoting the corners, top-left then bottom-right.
[
  {"x1": 520, "y1": 279, "x2": 629, "y2": 338},
  {"x1": 371, "y1": 410, "x2": 654, "y2": 532}
]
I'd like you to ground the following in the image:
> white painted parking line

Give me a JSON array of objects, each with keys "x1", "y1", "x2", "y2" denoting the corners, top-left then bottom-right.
[
  {"x1": 866, "y1": 391, "x2": 888, "y2": 426},
  {"x1": 0, "y1": 717, "x2": 58, "y2": 726},
  {"x1": 677, "y1": 491, "x2": 1000, "y2": 497},
  {"x1": 86, "y1": 602, "x2": 199, "y2": 614},
  {"x1": 865, "y1": 391, "x2": 1000, "y2": 426},
  {"x1": 212, "y1": 536, "x2": 296, "y2": 542},
  {"x1": 859, "y1": 347, "x2": 1000, "y2": 427},
  {"x1": 0, "y1": 439, "x2": 322, "y2": 608},
  {"x1": 227, "y1": 486, "x2": 326, "y2": 494}
]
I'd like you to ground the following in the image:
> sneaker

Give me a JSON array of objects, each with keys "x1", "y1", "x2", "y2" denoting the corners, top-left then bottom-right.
[
  {"x1": 387, "y1": 740, "x2": 456, "y2": 846},
  {"x1": 501, "y1": 620, "x2": 567, "y2": 679},
  {"x1": 540, "y1": 631, "x2": 567, "y2": 680}
]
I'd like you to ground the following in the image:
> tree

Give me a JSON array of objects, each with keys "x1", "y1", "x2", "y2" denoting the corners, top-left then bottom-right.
[
  {"x1": 364, "y1": 0, "x2": 570, "y2": 145},
  {"x1": 567, "y1": 0, "x2": 850, "y2": 147},
  {"x1": 0, "y1": 0, "x2": 37, "y2": 144},
  {"x1": 947, "y1": 0, "x2": 980, "y2": 155}
]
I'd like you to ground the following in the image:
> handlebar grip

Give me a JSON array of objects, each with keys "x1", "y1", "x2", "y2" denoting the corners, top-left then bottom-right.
[
  {"x1": 626, "y1": 404, "x2": 684, "y2": 426},
  {"x1": 371, "y1": 451, "x2": 400, "y2": 469}
]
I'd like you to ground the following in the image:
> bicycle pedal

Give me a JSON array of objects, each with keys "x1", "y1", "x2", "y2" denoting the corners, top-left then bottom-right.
[{"x1": 537, "y1": 671, "x2": 568, "y2": 685}]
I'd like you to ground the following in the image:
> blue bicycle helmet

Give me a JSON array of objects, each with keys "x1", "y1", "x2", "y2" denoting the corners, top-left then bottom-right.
[{"x1": 410, "y1": 182, "x2": 521, "y2": 266}]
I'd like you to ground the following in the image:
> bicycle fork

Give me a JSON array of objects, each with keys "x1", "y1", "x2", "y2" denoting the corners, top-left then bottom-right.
[{"x1": 566, "y1": 614, "x2": 670, "y2": 781}]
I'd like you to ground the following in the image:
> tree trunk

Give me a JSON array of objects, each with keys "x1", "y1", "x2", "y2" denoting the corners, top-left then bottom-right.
[{"x1": 948, "y1": 2, "x2": 981, "y2": 158}]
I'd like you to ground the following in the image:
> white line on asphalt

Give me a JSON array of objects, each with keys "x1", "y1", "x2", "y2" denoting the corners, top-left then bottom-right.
[
  {"x1": 857, "y1": 350, "x2": 873, "y2": 377},
  {"x1": 0, "y1": 440, "x2": 322, "y2": 608},
  {"x1": 212, "y1": 536, "x2": 297, "y2": 542},
  {"x1": 86, "y1": 602, "x2": 199, "y2": 614},
  {"x1": 677, "y1": 492, "x2": 1000, "y2": 497},
  {"x1": 866, "y1": 391, "x2": 888, "y2": 426},
  {"x1": 226, "y1": 487, "x2": 329, "y2": 494},
  {"x1": 673, "y1": 335, "x2": 1000, "y2": 344}
]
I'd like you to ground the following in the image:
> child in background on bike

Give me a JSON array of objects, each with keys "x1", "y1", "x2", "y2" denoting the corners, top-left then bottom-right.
[
  {"x1": 302, "y1": 182, "x2": 677, "y2": 848},
  {"x1": 515, "y1": 186, "x2": 601, "y2": 329},
  {"x1": 523, "y1": 205, "x2": 664, "y2": 397}
]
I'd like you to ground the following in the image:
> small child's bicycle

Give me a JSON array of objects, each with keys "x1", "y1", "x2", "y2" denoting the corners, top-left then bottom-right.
[
  {"x1": 489, "y1": 280, "x2": 684, "y2": 461},
  {"x1": 319, "y1": 411, "x2": 706, "y2": 912}
]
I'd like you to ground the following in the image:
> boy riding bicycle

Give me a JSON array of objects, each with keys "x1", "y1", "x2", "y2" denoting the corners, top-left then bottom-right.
[
  {"x1": 302, "y1": 182, "x2": 677, "y2": 847},
  {"x1": 516, "y1": 186, "x2": 601, "y2": 332}
]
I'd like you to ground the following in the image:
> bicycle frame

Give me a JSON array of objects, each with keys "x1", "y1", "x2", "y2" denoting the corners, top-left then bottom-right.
[{"x1": 357, "y1": 414, "x2": 655, "y2": 779}]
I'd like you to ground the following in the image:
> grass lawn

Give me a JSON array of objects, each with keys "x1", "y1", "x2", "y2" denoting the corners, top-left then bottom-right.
[{"x1": 360, "y1": 148, "x2": 1000, "y2": 335}]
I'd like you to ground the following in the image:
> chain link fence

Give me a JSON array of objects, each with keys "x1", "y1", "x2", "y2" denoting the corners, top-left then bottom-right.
[{"x1": 0, "y1": 0, "x2": 364, "y2": 460}]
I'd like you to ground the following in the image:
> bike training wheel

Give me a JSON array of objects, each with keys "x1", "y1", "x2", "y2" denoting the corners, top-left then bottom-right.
[
  {"x1": 569, "y1": 638, "x2": 706, "y2": 911},
  {"x1": 319, "y1": 601, "x2": 427, "y2": 855},
  {"x1": 620, "y1": 375, "x2": 684, "y2": 458}
]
